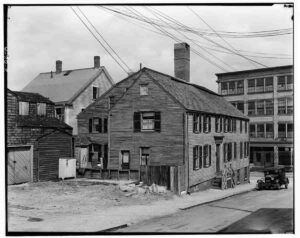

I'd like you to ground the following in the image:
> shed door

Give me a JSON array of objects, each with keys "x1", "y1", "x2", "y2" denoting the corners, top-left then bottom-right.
[
  {"x1": 38, "y1": 150, "x2": 60, "y2": 181},
  {"x1": 7, "y1": 146, "x2": 32, "y2": 185}
]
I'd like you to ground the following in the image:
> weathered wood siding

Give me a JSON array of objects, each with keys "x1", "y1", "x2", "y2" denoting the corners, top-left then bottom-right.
[
  {"x1": 109, "y1": 73, "x2": 185, "y2": 170},
  {"x1": 35, "y1": 130, "x2": 73, "y2": 181},
  {"x1": 67, "y1": 71, "x2": 113, "y2": 134},
  {"x1": 77, "y1": 73, "x2": 138, "y2": 142},
  {"x1": 187, "y1": 113, "x2": 249, "y2": 189}
]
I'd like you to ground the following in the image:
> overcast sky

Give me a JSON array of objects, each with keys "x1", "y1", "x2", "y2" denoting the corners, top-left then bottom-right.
[{"x1": 7, "y1": 4, "x2": 293, "y2": 92}]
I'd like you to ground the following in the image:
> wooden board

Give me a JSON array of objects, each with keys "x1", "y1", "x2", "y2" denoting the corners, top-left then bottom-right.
[{"x1": 7, "y1": 146, "x2": 32, "y2": 185}]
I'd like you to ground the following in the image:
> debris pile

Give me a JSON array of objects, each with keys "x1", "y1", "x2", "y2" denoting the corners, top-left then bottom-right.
[{"x1": 119, "y1": 182, "x2": 167, "y2": 197}]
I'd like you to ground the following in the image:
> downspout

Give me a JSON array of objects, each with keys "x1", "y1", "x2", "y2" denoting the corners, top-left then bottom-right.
[{"x1": 185, "y1": 112, "x2": 189, "y2": 193}]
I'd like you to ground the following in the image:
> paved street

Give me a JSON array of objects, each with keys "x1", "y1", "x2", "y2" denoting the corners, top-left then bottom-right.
[{"x1": 118, "y1": 181, "x2": 293, "y2": 233}]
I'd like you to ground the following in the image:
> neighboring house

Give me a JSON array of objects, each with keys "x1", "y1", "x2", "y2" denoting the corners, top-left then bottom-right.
[
  {"x1": 77, "y1": 43, "x2": 250, "y2": 194},
  {"x1": 22, "y1": 56, "x2": 114, "y2": 134},
  {"x1": 7, "y1": 89, "x2": 73, "y2": 184},
  {"x1": 216, "y1": 65, "x2": 293, "y2": 171}
]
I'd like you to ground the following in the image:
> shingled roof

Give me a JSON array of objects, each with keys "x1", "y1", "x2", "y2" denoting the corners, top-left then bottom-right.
[
  {"x1": 17, "y1": 115, "x2": 72, "y2": 129},
  {"x1": 144, "y1": 68, "x2": 248, "y2": 119},
  {"x1": 10, "y1": 90, "x2": 54, "y2": 104},
  {"x1": 22, "y1": 67, "x2": 114, "y2": 104}
]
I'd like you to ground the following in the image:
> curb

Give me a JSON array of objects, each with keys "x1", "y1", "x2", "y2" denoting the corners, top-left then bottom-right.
[
  {"x1": 180, "y1": 188, "x2": 255, "y2": 210},
  {"x1": 98, "y1": 224, "x2": 128, "y2": 232}
]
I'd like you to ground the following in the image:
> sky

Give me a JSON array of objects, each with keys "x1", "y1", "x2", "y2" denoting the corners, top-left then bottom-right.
[{"x1": 6, "y1": 4, "x2": 293, "y2": 93}]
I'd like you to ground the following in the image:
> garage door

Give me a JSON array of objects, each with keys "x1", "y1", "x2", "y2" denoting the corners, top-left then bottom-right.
[{"x1": 7, "y1": 146, "x2": 32, "y2": 185}]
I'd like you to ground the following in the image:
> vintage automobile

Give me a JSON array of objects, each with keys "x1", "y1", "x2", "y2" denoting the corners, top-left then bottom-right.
[{"x1": 256, "y1": 165, "x2": 289, "y2": 190}]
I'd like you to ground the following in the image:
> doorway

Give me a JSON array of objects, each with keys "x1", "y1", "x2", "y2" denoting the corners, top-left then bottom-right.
[{"x1": 216, "y1": 144, "x2": 221, "y2": 173}]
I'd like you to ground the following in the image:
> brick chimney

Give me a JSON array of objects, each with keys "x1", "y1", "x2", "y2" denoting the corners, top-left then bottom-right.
[
  {"x1": 56, "y1": 60, "x2": 62, "y2": 74},
  {"x1": 174, "y1": 42, "x2": 190, "y2": 82},
  {"x1": 94, "y1": 56, "x2": 100, "y2": 68}
]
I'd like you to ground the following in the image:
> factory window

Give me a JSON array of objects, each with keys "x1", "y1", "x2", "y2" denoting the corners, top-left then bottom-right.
[
  {"x1": 221, "y1": 82, "x2": 228, "y2": 95},
  {"x1": 257, "y1": 124, "x2": 264, "y2": 138},
  {"x1": 265, "y1": 100, "x2": 274, "y2": 115},
  {"x1": 248, "y1": 101, "x2": 255, "y2": 115},
  {"x1": 278, "y1": 75, "x2": 293, "y2": 91},
  {"x1": 265, "y1": 77, "x2": 273, "y2": 92},
  {"x1": 248, "y1": 79, "x2": 255, "y2": 93},
  {"x1": 237, "y1": 80, "x2": 244, "y2": 94},
  {"x1": 256, "y1": 78, "x2": 264, "y2": 93},
  {"x1": 266, "y1": 124, "x2": 274, "y2": 138},
  {"x1": 250, "y1": 124, "x2": 256, "y2": 138}
]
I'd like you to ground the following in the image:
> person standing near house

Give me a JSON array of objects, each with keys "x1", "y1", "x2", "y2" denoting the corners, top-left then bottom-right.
[{"x1": 229, "y1": 164, "x2": 235, "y2": 188}]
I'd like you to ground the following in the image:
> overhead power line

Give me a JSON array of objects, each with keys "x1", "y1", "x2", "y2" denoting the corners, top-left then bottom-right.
[
  {"x1": 70, "y1": 7, "x2": 131, "y2": 74},
  {"x1": 125, "y1": 6, "x2": 229, "y2": 72},
  {"x1": 76, "y1": 7, "x2": 132, "y2": 73},
  {"x1": 100, "y1": 6, "x2": 291, "y2": 59}
]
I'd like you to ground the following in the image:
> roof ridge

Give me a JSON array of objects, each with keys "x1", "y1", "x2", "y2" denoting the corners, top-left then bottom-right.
[
  {"x1": 39, "y1": 66, "x2": 103, "y2": 75},
  {"x1": 144, "y1": 67, "x2": 219, "y2": 96}
]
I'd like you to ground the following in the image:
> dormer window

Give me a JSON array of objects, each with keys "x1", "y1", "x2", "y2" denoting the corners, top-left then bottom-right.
[
  {"x1": 140, "y1": 84, "x2": 148, "y2": 96},
  {"x1": 19, "y1": 101, "x2": 29, "y2": 115},
  {"x1": 93, "y1": 86, "x2": 99, "y2": 100},
  {"x1": 37, "y1": 103, "x2": 46, "y2": 116}
]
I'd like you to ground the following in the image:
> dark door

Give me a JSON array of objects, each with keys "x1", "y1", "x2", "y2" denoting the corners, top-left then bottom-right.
[{"x1": 216, "y1": 144, "x2": 220, "y2": 173}]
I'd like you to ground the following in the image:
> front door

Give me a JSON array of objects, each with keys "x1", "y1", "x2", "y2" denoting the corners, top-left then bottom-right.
[{"x1": 216, "y1": 144, "x2": 220, "y2": 173}]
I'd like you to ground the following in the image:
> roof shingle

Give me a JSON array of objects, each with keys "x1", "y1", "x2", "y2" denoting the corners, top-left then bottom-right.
[{"x1": 17, "y1": 116, "x2": 72, "y2": 129}]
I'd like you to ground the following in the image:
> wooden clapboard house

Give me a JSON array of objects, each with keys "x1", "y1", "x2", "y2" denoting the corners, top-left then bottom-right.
[
  {"x1": 7, "y1": 89, "x2": 73, "y2": 184},
  {"x1": 77, "y1": 43, "x2": 250, "y2": 193}
]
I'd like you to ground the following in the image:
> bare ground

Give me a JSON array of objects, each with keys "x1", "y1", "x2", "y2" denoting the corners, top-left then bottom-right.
[{"x1": 7, "y1": 179, "x2": 174, "y2": 232}]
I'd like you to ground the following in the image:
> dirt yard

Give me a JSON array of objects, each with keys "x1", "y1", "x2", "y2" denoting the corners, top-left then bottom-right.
[{"x1": 7, "y1": 179, "x2": 174, "y2": 232}]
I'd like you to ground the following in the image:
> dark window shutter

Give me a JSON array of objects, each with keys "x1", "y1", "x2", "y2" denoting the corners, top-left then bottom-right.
[
  {"x1": 133, "y1": 112, "x2": 141, "y2": 132},
  {"x1": 220, "y1": 117, "x2": 223, "y2": 132},
  {"x1": 104, "y1": 118, "x2": 108, "y2": 133},
  {"x1": 209, "y1": 145, "x2": 211, "y2": 166},
  {"x1": 154, "y1": 112, "x2": 161, "y2": 132},
  {"x1": 199, "y1": 146, "x2": 202, "y2": 168},
  {"x1": 89, "y1": 118, "x2": 93, "y2": 133},
  {"x1": 215, "y1": 116, "x2": 217, "y2": 132},
  {"x1": 99, "y1": 118, "x2": 102, "y2": 133},
  {"x1": 209, "y1": 116, "x2": 211, "y2": 132},
  {"x1": 193, "y1": 146, "x2": 197, "y2": 169},
  {"x1": 193, "y1": 114, "x2": 197, "y2": 132},
  {"x1": 199, "y1": 114, "x2": 202, "y2": 133}
]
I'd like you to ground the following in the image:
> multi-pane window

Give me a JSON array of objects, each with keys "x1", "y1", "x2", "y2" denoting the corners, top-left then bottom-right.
[
  {"x1": 256, "y1": 78, "x2": 264, "y2": 93},
  {"x1": 248, "y1": 77, "x2": 274, "y2": 93},
  {"x1": 248, "y1": 100, "x2": 274, "y2": 116},
  {"x1": 257, "y1": 124, "x2": 265, "y2": 138},
  {"x1": 265, "y1": 77, "x2": 273, "y2": 92},
  {"x1": 121, "y1": 151, "x2": 130, "y2": 169},
  {"x1": 256, "y1": 100, "x2": 265, "y2": 115},
  {"x1": 204, "y1": 145, "x2": 211, "y2": 168},
  {"x1": 55, "y1": 107, "x2": 64, "y2": 121},
  {"x1": 248, "y1": 79, "x2": 255, "y2": 93},
  {"x1": 89, "y1": 117, "x2": 107, "y2": 133},
  {"x1": 278, "y1": 75, "x2": 293, "y2": 91},
  {"x1": 19, "y1": 101, "x2": 29, "y2": 115},
  {"x1": 215, "y1": 116, "x2": 220, "y2": 133},
  {"x1": 266, "y1": 124, "x2": 274, "y2": 138},
  {"x1": 37, "y1": 103, "x2": 46, "y2": 116},
  {"x1": 193, "y1": 113, "x2": 211, "y2": 133},
  {"x1": 193, "y1": 146, "x2": 204, "y2": 170},
  {"x1": 278, "y1": 123, "x2": 293, "y2": 138},
  {"x1": 221, "y1": 82, "x2": 228, "y2": 95},
  {"x1": 224, "y1": 118, "x2": 228, "y2": 132},
  {"x1": 250, "y1": 124, "x2": 256, "y2": 138},
  {"x1": 248, "y1": 101, "x2": 255, "y2": 115},
  {"x1": 140, "y1": 147, "x2": 150, "y2": 165},
  {"x1": 237, "y1": 80, "x2": 244, "y2": 94},
  {"x1": 141, "y1": 112, "x2": 155, "y2": 130},
  {"x1": 221, "y1": 81, "x2": 244, "y2": 95},
  {"x1": 265, "y1": 100, "x2": 274, "y2": 115},
  {"x1": 278, "y1": 97, "x2": 293, "y2": 115}
]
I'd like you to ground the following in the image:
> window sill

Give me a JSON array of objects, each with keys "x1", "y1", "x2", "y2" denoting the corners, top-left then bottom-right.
[
  {"x1": 222, "y1": 93, "x2": 244, "y2": 96},
  {"x1": 193, "y1": 168, "x2": 200, "y2": 171},
  {"x1": 247, "y1": 91, "x2": 274, "y2": 95}
]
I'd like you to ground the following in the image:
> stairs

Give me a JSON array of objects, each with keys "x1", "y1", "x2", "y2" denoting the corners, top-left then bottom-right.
[{"x1": 211, "y1": 174, "x2": 223, "y2": 189}]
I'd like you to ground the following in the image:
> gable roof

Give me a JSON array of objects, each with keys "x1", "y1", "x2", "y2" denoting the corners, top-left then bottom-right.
[
  {"x1": 9, "y1": 90, "x2": 54, "y2": 104},
  {"x1": 22, "y1": 66, "x2": 114, "y2": 104},
  {"x1": 144, "y1": 68, "x2": 248, "y2": 119},
  {"x1": 17, "y1": 115, "x2": 72, "y2": 129},
  {"x1": 80, "y1": 67, "x2": 248, "y2": 120}
]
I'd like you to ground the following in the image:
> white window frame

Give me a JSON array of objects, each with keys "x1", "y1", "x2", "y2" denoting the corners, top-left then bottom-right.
[
  {"x1": 37, "y1": 103, "x2": 46, "y2": 116},
  {"x1": 19, "y1": 101, "x2": 29, "y2": 115}
]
